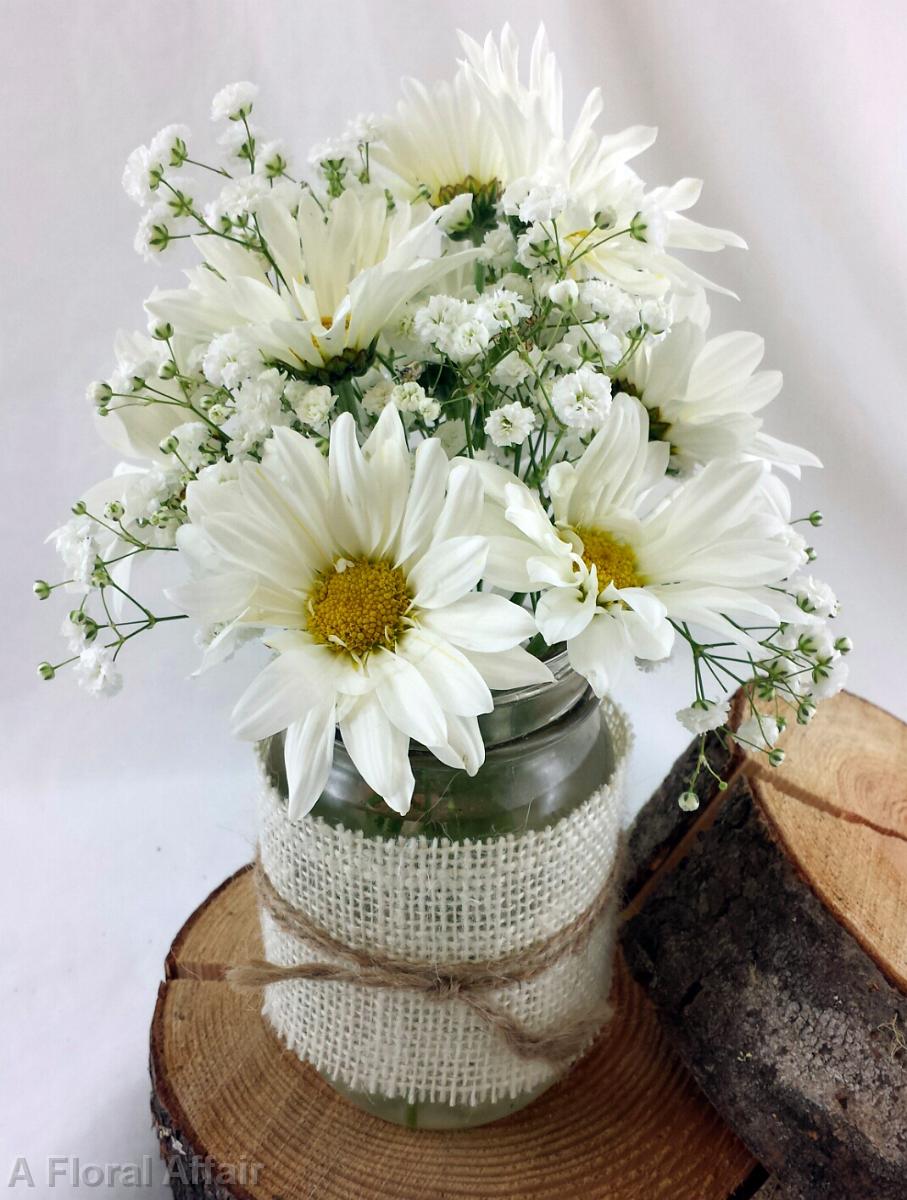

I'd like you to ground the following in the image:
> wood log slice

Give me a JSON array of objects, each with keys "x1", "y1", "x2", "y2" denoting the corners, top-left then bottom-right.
[
  {"x1": 150, "y1": 857, "x2": 765, "y2": 1198},
  {"x1": 622, "y1": 691, "x2": 907, "y2": 1200}
]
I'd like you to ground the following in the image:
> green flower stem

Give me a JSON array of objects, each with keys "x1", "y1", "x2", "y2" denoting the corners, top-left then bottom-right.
[
  {"x1": 98, "y1": 586, "x2": 123, "y2": 642},
  {"x1": 49, "y1": 654, "x2": 80, "y2": 672},
  {"x1": 106, "y1": 613, "x2": 188, "y2": 658},
  {"x1": 140, "y1": 384, "x2": 227, "y2": 440},
  {"x1": 565, "y1": 226, "x2": 634, "y2": 270},
  {"x1": 240, "y1": 115, "x2": 256, "y2": 173},
  {"x1": 80, "y1": 508, "x2": 148, "y2": 551},
  {"x1": 181, "y1": 157, "x2": 233, "y2": 179},
  {"x1": 104, "y1": 578, "x2": 156, "y2": 622}
]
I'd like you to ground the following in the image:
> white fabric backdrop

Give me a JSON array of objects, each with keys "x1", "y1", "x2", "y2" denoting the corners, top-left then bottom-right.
[{"x1": 2, "y1": 1, "x2": 905, "y2": 1193}]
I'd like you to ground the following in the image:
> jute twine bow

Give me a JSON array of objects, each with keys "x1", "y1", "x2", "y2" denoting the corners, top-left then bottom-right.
[{"x1": 228, "y1": 840, "x2": 626, "y2": 1065}]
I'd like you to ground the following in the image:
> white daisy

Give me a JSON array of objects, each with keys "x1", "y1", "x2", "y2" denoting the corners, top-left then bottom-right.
[
  {"x1": 455, "y1": 29, "x2": 745, "y2": 296},
  {"x1": 488, "y1": 394, "x2": 810, "y2": 697},
  {"x1": 170, "y1": 405, "x2": 548, "y2": 816},
  {"x1": 371, "y1": 26, "x2": 589, "y2": 220},
  {"x1": 146, "y1": 186, "x2": 478, "y2": 383},
  {"x1": 620, "y1": 314, "x2": 822, "y2": 473},
  {"x1": 372, "y1": 70, "x2": 508, "y2": 212}
]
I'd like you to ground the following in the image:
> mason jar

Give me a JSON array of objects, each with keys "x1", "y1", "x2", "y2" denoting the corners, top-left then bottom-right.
[{"x1": 258, "y1": 650, "x2": 622, "y2": 1130}]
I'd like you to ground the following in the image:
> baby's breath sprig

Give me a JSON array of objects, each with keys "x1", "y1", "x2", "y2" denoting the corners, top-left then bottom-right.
[{"x1": 670, "y1": 563, "x2": 852, "y2": 809}]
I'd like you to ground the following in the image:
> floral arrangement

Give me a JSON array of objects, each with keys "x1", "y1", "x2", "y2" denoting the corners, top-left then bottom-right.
[{"x1": 37, "y1": 26, "x2": 850, "y2": 817}]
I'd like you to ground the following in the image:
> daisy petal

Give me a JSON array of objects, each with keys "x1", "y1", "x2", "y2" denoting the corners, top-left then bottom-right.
[
  {"x1": 373, "y1": 649, "x2": 449, "y2": 746},
  {"x1": 422, "y1": 593, "x2": 537, "y2": 651},
  {"x1": 400, "y1": 627, "x2": 494, "y2": 717},
  {"x1": 285, "y1": 704, "x2": 336, "y2": 819},
  {"x1": 425, "y1": 714, "x2": 485, "y2": 776},
  {"x1": 340, "y1": 695, "x2": 415, "y2": 814},
  {"x1": 363, "y1": 405, "x2": 411, "y2": 557},
  {"x1": 397, "y1": 437, "x2": 448, "y2": 565},
  {"x1": 328, "y1": 412, "x2": 372, "y2": 557},
  {"x1": 535, "y1": 583, "x2": 597, "y2": 644},
  {"x1": 165, "y1": 570, "x2": 253, "y2": 625},
  {"x1": 409, "y1": 536, "x2": 488, "y2": 608},
  {"x1": 231, "y1": 648, "x2": 336, "y2": 741},
  {"x1": 464, "y1": 646, "x2": 555, "y2": 690},
  {"x1": 566, "y1": 612, "x2": 634, "y2": 698},
  {"x1": 433, "y1": 460, "x2": 484, "y2": 543},
  {"x1": 484, "y1": 535, "x2": 535, "y2": 592}
]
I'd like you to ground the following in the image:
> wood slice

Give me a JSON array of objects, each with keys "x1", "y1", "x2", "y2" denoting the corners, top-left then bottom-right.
[
  {"x1": 622, "y1": 691, "x2": 907, "y2": 1200},
  {"x1": 150, "y1": 868, "x2": 763, "y2": 1198}
]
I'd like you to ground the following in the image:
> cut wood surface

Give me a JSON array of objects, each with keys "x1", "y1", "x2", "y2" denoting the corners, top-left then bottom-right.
[
  {"x1": 151, "y1": 868, "x2": 762, "y2": 1199},
  {"x1": 622, "y1": 691, "x2": 907, "y2": 1200}
]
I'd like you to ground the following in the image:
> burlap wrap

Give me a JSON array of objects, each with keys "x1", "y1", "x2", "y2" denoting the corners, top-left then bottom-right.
[{"x1": 254, "y1": 697, "x2": 630, "y2": 1108}]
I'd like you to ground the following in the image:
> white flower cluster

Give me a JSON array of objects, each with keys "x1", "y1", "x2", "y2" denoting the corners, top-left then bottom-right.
[
  {"x1": 39, "y1": 26, "x2": 846, "y2": 812},
  {"x1": 412, "y1": 288, "x2": 531, "y2": 365}
]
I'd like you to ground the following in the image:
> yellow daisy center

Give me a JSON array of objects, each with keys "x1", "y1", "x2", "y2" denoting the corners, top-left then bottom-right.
[
  {"x1": 306, "y1": 560, "x2": 411, "y2": 657},
  {"x1": 574, "y1": 526, "x2": 645, "y2": 591},
  {"x1": 435, "y1": 175, "x2": 502, "y2": 208}
]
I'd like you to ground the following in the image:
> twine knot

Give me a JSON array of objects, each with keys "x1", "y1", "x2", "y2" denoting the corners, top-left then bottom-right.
[
  {"x1": 227, "y1": 842, "x2": 625, "y2": 1065},
  {"x1": 429, "y1": 975, "x2": 462, "y2": 1000}
]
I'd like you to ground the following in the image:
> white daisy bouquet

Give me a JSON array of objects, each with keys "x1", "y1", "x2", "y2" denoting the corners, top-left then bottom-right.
[{"x1": 37, "y1": 26, "x2": 849, "y2": 818}]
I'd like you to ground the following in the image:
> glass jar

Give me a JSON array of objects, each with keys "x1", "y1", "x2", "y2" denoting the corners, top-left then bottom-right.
[{"x1": 260, "y1": 650, "x2": 616, "y2": 1129}]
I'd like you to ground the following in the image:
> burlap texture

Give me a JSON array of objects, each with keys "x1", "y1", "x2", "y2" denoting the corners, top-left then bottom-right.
[{"x1": 256, "y1": 698, "x2": 629, "y2": 1107}]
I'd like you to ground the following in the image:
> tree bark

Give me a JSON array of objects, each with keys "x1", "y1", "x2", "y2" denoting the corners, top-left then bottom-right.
[{"x1": 622, "y1": 691, "x2": 907, "y2": 1200}]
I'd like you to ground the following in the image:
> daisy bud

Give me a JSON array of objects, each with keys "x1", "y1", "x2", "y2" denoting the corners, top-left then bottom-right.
[
  {"x1": 90, "y1": 564, "x2": 110, "y2": 587},
  {"x1": 805, "y1": 546, "x2": 817, "y2": 562},
  {"x1": 104, "y1": 501, "x2": 125, "y2": 521},
  {"x1": 678, "y1": 790, "x2": 700, "y2": 812},
  {"x1": 71, "y1": 500, "x2": 87, "y2": 516},
  {"x1": 33, "y1": 579, "x2": 51, "y2": 600},
  {"x1": 148, "y1": 319, "x2": 174, "y2": 341},
  {"x1": 834, "y1": 636, "x2": 853, "y2": 654},
  {"x1": 768, "y1": 748, "x2": 786, "y2": 767},
  {"x1": 808, "y1": 510, "x2": 824, "y2": 527},
  {"x1": 157, "y1": 361, "x2": 178, "y2": 380},
  {"x1": 159, "y1": 435, "x2": 179, "y2": 455},
  {"x1": 37, "y1": 662, "x2": 55, "y2": 681},
  {"x1": 594, "y1": 207, "x2": 617, "y2": 230}
]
